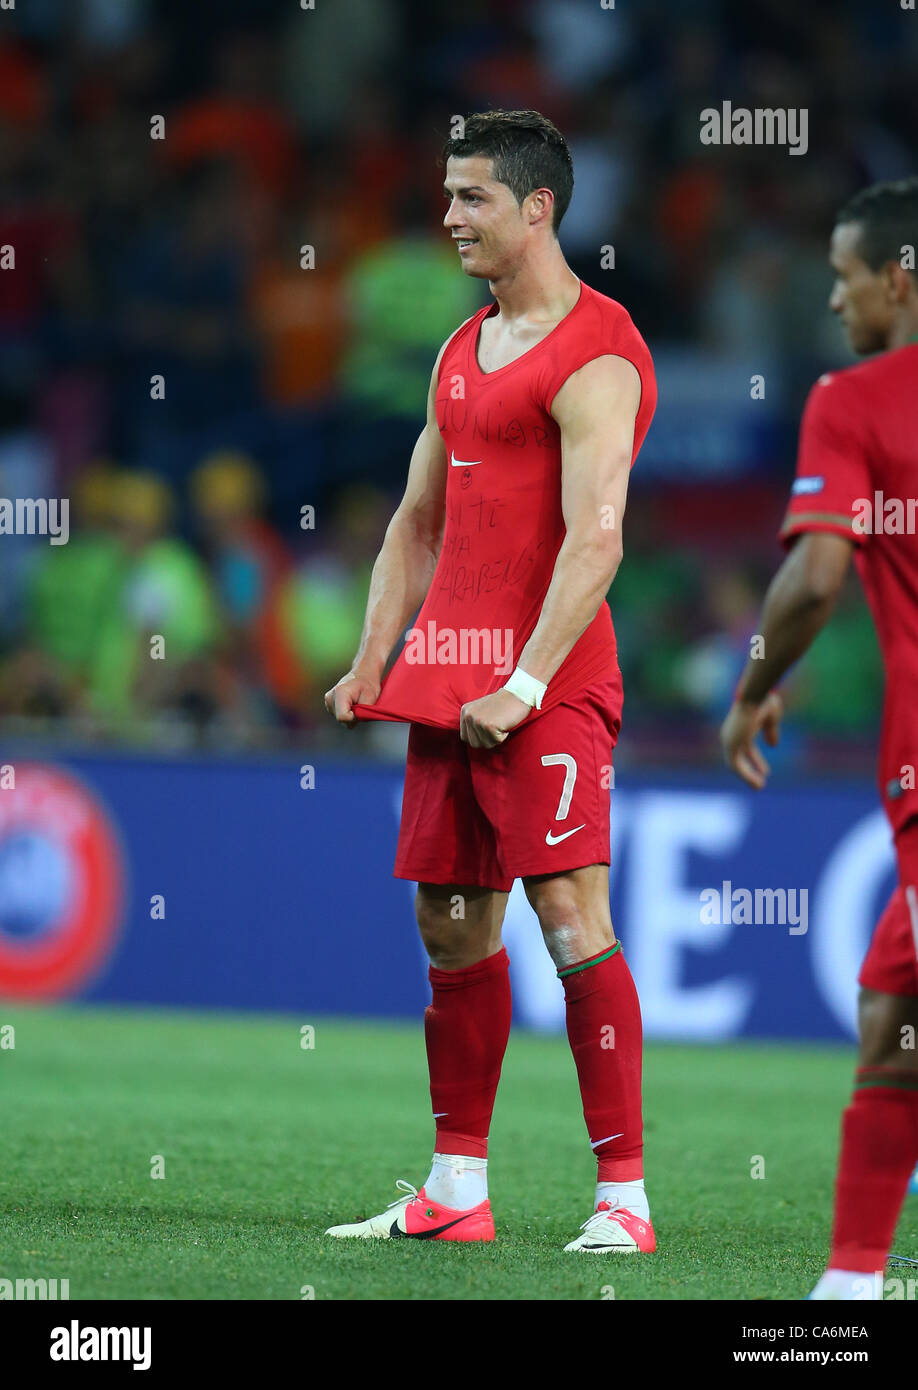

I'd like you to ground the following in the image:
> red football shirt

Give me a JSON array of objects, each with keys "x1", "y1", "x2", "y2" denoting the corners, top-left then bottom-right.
[
  {"x1": 353, "y1": 279, "x2": 657, "y2": 730},
  {"x1": 780, "y1": 343, "x2": 918, "y2": 832}
]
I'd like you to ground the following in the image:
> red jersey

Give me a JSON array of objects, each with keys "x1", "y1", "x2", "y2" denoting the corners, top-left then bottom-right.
[
  {"x1": 780, "y1": 343, "x2": 918, "y2": 833},
  {"x1": 353, "y1": 279, "x2": 657, "y2": 730}
]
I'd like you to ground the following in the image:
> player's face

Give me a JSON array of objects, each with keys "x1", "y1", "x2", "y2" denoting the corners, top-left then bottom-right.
[
  {"x1": 828, "y1": 221, "x2": 894, "y2": 354},
  {"x1": 443, "y1": 156, "x2": 529, "y2": 280}
]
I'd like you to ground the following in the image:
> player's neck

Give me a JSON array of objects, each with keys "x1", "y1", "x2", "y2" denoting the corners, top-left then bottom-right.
[
  {"x1": 886, "y1": 311, "x2": 918, "y2": 350},
  {"x1": 488, "y1": 254, "x2": 580, "y2": 325}
]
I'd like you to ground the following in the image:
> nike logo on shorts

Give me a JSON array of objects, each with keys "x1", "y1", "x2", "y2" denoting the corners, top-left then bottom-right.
[
  {"x1": 451, "y1": 452, "x2": 482, "y2": 467},
  {"x1": 545, "y1": 824, "x2": 586, "y2": 846}
]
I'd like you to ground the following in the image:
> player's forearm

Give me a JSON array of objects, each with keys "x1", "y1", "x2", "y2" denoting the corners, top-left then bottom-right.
[
  {"x1": 517, "y1": 534, "x2": 622, "y2": 684},
  {"x1": 350, "y1": 516, "x2": 440, "y2": 679},
  {"x1": 734, "y1": 565, "x2": 839, "y2": 704}
]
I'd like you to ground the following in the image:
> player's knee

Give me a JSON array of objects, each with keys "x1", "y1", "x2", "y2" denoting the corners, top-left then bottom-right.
[
  {"x1": 415, "y1": 899, "x2": 448, "y2": 949},
  {"x1": 529, "y1": 889, "x2": 588, "y2": 966},
  {"x1": 527, "y1": 880, "x2": 616, "y2": 967},
  {"x1": 857, "y1": 987, "x2": 918, "y2": 1070},
  {"x1": 539, "y1": 919, "x2": 591, "y2": 969},
  {"x1": 415, "y1": 896, "x2": 467, "y2": 967},
  {"x1": 415, "y1": 884, "x2": 507, "y2": 968},
  {"x1": 526, "y1": 878, "x2": 582, "y2": 929}
]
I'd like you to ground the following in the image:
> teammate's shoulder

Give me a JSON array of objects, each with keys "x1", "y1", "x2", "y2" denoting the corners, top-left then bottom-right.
[
  {"x1": 807, "y1": 345, "x2": 915, "y2": 401},
  {"x1": 803, "y1": 358, "x2": 875, "y2": 416}
]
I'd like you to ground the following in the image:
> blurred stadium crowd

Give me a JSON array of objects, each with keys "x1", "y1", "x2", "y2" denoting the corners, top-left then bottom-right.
[{"x1": 1, "y1": 0, "x2": 912, "y2": 760}]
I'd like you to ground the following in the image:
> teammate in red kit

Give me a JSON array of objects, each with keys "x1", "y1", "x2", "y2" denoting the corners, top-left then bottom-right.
[
  {"x1": 323, "y1": 110, "x2": 657, "y2": 1250},
  {"x1": 721, "y1": 178, "x2": 918, "y2": 1299}
]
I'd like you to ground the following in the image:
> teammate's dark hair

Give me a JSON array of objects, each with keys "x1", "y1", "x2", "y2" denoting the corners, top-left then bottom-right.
[
  {"x1": 442, "y1": 110, "x2": 574, "y2": 234},
  {"x1": 836, "y1": 177, "x2": 918, "y2": 278}
]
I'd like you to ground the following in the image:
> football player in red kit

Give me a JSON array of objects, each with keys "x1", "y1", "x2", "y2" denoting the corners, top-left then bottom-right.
[
  {"x1": 722, "y1": 178, "x2": 918, "y2": 1299},
  {"x1": 324, "y1": 110, "x2": 657, "y2": 1251}
]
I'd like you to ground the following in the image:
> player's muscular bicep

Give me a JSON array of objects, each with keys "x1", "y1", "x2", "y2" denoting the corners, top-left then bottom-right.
[
  {"x1": 783, "y1": 530, "x2": 854, "y2": 603},
  {"x1": 551, "y1": 355, "x2": 641, "y2": 543}
]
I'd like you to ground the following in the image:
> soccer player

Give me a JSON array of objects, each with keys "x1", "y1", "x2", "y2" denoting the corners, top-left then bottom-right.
[
  {"x1": 323, "y1": 110, "x2": 657, "y2": 1250},
  {"x1": 721, "y1": 178, "x2": 918, "y2": 1299}
]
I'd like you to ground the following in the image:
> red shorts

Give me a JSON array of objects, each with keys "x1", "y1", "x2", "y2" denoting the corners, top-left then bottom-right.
[
  {"x1": 394, "y1": 680, "x2": 621, "y2": 891},
  {"x1": 859, "y1": 816, "x2": 918, "y2": 996}
]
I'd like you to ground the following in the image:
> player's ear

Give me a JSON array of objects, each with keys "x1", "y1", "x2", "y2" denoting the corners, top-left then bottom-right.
[
  {"x1": 886, "y1": 259, "x2": 913, "y2": 303},
  {"x1": 527, "y1": 188, "x2": 554, "y2": 228}
]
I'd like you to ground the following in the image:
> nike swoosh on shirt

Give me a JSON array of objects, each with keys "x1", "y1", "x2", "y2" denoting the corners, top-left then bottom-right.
[
  {"x1": 450, "y1": 452, "x2": 482, "y2": 467},
  {"x1": 545, "y1": 824, "x2": 586, "y2": 846}
]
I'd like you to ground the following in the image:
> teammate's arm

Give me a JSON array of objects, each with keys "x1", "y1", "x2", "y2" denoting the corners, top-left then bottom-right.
[
  {"x1": 459, "y1": 353, "x2": 640, "y2": 748},
  {"x1": 324, "y1": 349, "x2": 448, "y2": 725},
  {"x1": 720, "y1": 531, "x2": 854, "y2": 788}
]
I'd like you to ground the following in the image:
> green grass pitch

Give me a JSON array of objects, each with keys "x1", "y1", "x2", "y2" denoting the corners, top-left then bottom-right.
[{"x1": 0, "y1": 1004, "x2": 914, "y2": 1300}]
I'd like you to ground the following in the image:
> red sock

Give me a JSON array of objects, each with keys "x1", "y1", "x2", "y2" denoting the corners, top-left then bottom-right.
[
  {"x1": 560, "y1": 943, "x2": 643, "y2": 1181},
  {"x1": 425, "y1": 946, "x2": 512, "y2": 1158},
  {"x1": 828, "y1": 1071, "x2": 918, "y2": 1273}
]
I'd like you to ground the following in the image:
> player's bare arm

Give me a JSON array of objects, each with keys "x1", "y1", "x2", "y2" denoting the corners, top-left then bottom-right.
[
  {"x1": 459, "y1": 354, "x2": 640, "y2": 750},
  {"x1": 721, "y1": 531, "x2": 854, "y2": 788},
  {"x1": 324, "y1": 349, "x2": 449, "y2": 726}
]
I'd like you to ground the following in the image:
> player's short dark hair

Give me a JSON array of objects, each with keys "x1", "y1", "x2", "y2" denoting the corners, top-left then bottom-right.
[
  {"x1": 442, "y1": 110, "x2": 574, "y2": 234},
  {"x1": 836, "y1": 177, "x2": 918, "y2": 277}
]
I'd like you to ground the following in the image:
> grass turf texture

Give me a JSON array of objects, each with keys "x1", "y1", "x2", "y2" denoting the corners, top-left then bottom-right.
[{"x1": 1, "y1": 1005, "x2": 914, "y2": 1300}]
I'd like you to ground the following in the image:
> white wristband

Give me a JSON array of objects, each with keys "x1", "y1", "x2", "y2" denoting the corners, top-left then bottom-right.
[{"x1": 503, "y1": 665, "x2": 547, "y2": 710}]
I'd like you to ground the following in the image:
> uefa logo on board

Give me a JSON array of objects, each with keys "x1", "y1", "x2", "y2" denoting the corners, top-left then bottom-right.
[{"x1": 0, "y1": 764, "x2": 125, "y2": 998}]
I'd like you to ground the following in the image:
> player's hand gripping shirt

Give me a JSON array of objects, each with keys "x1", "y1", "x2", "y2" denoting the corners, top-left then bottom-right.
[
  {"x1": 353, "y1": 280, "x2": 657, "y2": 730},
  {"x1": 779, "y1": 344, "x2": 918, "y2": 832}
]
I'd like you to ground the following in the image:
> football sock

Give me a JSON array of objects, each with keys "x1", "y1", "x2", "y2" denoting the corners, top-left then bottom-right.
[
  {"x1": 559, "y1": 943, "x2": 644, "y2": 1184},
  {"x1": 424, "y1": 1153, "x2": 488, "y2": 1208},
  {"x1": 595, "y1": 1178, "x2": 650, "y2": 1222},
  {"x1": 425, "y1": 945, "x2": 512, "y2": 1160},
  {"x1": 827, "y1": 1070, "x2": 918, "y2": 1274}
]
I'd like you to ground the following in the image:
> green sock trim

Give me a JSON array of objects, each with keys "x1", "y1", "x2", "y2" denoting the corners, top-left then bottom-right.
[
  {"x1": 557, "y1": 942, "x2": 621, "y2": 979},
  {"x1": 854, "y1": 1074, "x2": 918, "y2": 1092}
]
